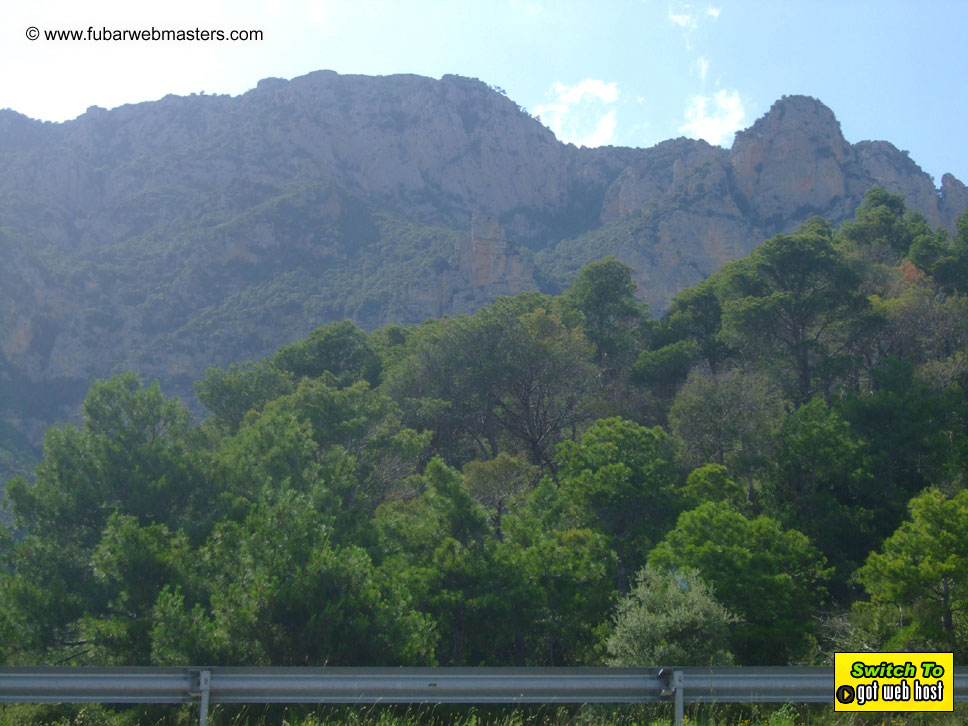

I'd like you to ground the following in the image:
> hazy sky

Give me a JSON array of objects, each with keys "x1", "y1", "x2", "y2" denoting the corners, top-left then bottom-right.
[{"x1": 3, "y1": 0, "x2": 965, "y2": 186}]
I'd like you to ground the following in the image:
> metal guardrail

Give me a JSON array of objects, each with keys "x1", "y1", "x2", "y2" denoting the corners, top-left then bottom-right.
[{"x1": 1, "y1": 667, "x2": 965, "y2": 726}]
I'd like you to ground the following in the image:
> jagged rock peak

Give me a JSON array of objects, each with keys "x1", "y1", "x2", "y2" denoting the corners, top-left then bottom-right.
[
  {"x1": 729, "y1": 95, "x2": 856, "y2": 231},
  {"x1": 732, "y1": 95, "x2": 847, "y2": 149}
]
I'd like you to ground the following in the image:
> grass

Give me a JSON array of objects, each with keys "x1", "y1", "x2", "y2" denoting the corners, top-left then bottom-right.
[{"x1": 4, "y1": 703, "x2": 968, "y2": 726}]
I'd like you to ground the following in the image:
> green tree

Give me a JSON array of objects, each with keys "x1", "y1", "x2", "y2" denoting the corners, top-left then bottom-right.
[
  {"x1": 721, "y1": 227, "x2": 874, "y2": 405},
  {"x1": 81, "y1": 514, "x2": 191, "y2": 664},
  {"x1": 679, "y1": 464, "x2": 747, "y2": 512},
  {"x1": 555, "y1": 417, "x2": 678, "y2": 589},
  {"x1": 7, "y1": 374, "x2": 207, "y2": 543},
  {"x1": 515, "y1": 527, "x2": 618, "y2": 665},
  {"x1": 657, "y1": 277, "x2": 731, "y2": 374},
  {"x1": 839, "y1": 356, "x2": 965, "y2": 517},
  {"x1": 195, "y1": 359, "x2": 294, "y2": 434},
  {"x1": 768, "y1": 397, "x2": 875, "y2": 598},
  {"x1": 271, "y1": 319, "x2": 381, "y2": 386},
  {"x1": 386, "y1": 296, "x2": 597, "y2": 467},
  {"x1": 462, "y1": 452, "x2": 539, "y2": 541},
  {"x1": 493, "y1": 308, "x2": 598, "y2": 466},
  {"x1": 1, "y1": 374, "x2": 209, "y2": 660},
  {"x1": 374, "y1": 457, "x2": 487, "y2": 564},
  {"x1": 607, "y1": 565, "x2": 735, "y2": 666},
  {"x1": 216, "y1": 377, "x2": 428, "y2": 546},
  {"x1": 874, "y1": 285, "x2": 968, "y2": 379},
  {"x1": 376, "y1": 459, "x2": 529, "y2": 665},
  {"x1": 649, "y1": 502, "x2": 829, "y2": 664},
  {"x1": 855, "y1": 488, "x2": 968, "y2": 658},
  {"x1": 420, "y1": 535, "x2": 530, "y2": 666},
  {"x1": 561, "y1": 257, "x2": 650, "y2": 374},
  {"x1": 561, "y1": 258, "x2": 653, "y2": 423},
  {"x1": 377, "y1": 458, "x2": 618, "y2": 666},
  {"x1": 841, "y1": 187, "x2": 935, "y2": 262},
  {"x1": 668, "y1": 367, "x2": 785, "y2": 495},
  {"x1": 151, "y1": 489, "x2": 436, "y2": 666},
  {"x1": 384, "y1": 294, "x2": 547, "y2": 464},
  {"x1": 632, "y1": 339, "x2": 698, "y2": 400},
  {"x1": 633, "y1": 277, "x2": 730, "y2": 413}
]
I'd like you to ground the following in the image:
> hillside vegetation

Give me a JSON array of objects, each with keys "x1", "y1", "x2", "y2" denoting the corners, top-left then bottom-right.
[
  {"x1": 3, "y1": 75, "x2": 967, "y2": 490},
  {"x1": 5, "y1": 189, "x2": 968, "y2": 676}
]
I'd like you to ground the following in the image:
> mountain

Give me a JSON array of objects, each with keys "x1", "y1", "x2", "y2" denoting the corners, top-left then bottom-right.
[{"x1": 1, "y1": 71, "x2": 965, "y2": 479}]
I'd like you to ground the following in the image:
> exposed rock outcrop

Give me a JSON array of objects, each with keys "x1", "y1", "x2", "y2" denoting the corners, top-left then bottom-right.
[
  {"x1": 730, "y1": 95, "x2": 856, "y2": 228},
  {"x1": 554, "y1": 94, "x2": 964, "y2": 309},
  {"x1": 941, "y1": 174, "x2": 968, "y2": 230},
  {"x1": 0, "y1": 76, "x2": 965, "y2": 477}
]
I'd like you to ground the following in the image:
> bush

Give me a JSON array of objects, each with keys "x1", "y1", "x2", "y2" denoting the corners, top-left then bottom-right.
[{"x1": 606, "y1": 565, "x2": 734, "y2": 666}]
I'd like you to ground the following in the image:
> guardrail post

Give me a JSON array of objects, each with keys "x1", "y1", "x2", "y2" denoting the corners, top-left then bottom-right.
[
  {"x1": 673, "y1": 670, "x2": 683, "y2": 726},
  {"x1": 190, "y1": 669, "x2": 211, "y2": 726},
  {"x1": 658, "y1": 668, "x2": 684, "y2": 726}
]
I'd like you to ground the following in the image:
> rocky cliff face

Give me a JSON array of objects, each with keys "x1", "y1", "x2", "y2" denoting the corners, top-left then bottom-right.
[
  {"x1": 544, "y1": 94, "x2": 963, "y2": 310},
  {"x1": 0, "y1": 72, "x2": 608, "y2": 253},
  {"x1": 940, "y1": 173, "x2": 968, "y2": 229},
  {"x1": 0, "y1": 74, "x2": 964, "y2": 475},
  {"x1": 730, "y1": 95, "x2": 857, "y2": 227}
]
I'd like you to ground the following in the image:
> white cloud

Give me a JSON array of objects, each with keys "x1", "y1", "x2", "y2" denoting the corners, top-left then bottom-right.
[
  {"x1": 533, "y1": 102, "x2": 567, "y2": 126},
  {"x1": 582, "y1": 111, "x2": 617, "y2": 147},
  {"x1": 695, "y1": 56, "x2": 709, "y2": 82},
  {"x1": 534, "y1": 78, "x2": 620, "y2": 147},
  {"x1": 679, "y1": 89, "x2": 746, "y2": 146},
  {"x1": 307, "y1": 0, "x2": 328, "y2": 25},
  {"x1": 668, "y1": 9, "x2": 697, "y2": 28},
  {"x1": 551, "y1": 79, "x2": 619, "y2": 105},
  {"x1": 668, "y1": 3, "x2": 719, "y2": 48}
]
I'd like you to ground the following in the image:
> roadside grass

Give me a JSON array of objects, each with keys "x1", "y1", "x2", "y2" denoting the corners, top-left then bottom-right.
[{"x1": 4, "y1": 702, "x2": 968, "y2": 726}]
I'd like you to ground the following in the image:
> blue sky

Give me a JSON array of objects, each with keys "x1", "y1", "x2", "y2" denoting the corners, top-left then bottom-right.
[{"x1": 3, "y1": 0, "x2": 966, "y2": 187}]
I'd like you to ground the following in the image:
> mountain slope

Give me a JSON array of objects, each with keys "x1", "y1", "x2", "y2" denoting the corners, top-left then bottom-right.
[{"x1": 1, "y1": 72, "x2": 965, "y2": 479}]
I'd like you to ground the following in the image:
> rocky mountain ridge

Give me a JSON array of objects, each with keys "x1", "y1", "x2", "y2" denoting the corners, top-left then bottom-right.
[{"x1": 1, "y1": 71, "x2": 965, "y2": 476}]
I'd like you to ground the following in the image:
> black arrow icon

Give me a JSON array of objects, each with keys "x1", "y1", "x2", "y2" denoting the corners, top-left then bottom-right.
[{"x1": 836, "y1": 684, "x2": 855, "y2": 704}]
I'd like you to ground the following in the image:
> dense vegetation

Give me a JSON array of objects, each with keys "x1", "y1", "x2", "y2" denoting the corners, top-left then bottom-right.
[{"x1": 4, "y1": 189, "x2": 968, "y2": 712}]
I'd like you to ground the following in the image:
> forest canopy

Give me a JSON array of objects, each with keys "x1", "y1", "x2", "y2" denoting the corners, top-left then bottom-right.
[{"x1": 4, "y1": 189, "x2": 968, "y2": 675}]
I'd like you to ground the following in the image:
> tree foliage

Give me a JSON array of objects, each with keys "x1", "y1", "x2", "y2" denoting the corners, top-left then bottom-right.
[
  {"x1": 385, "y1": 297, "x2": 598, "y2": 467},
  {"x1": 555, "y1": 417, "x2": 678, "y2": 588},
  {"x1": 649, "y1": 502, "x2": 830, "y2": 664},
  {"x1": 607, "y1": 565, "x2": 735, "y2": 667},
  {"x1": 856, "y1": 488, "x2": 968, "y2": 659},
  {"x1": 5, "y1": 196, "x2": 968, "y2": 683},
  {"x1": 720, "y1": 227, "x2": 874, "y2": 404}
]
